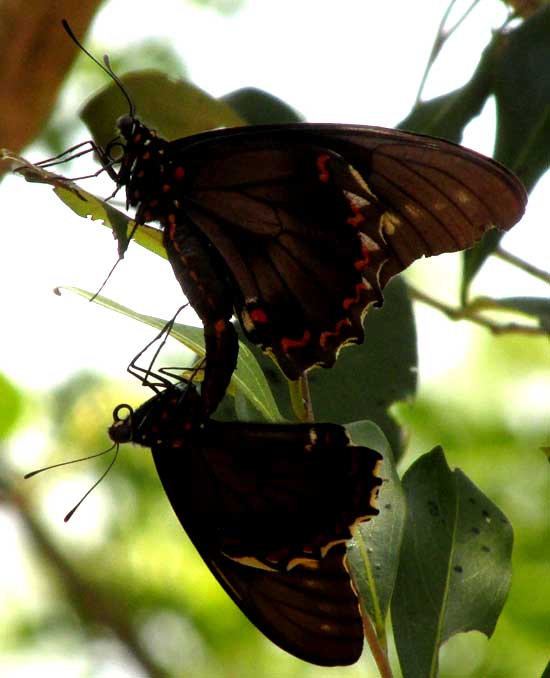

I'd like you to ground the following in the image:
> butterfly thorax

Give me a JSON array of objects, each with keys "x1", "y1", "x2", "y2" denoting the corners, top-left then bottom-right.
[
  {"x1": 109, "y1": 383, "x2": 205, "y2": 448},
  {"x1": 115, "y1": 116, "x2": 180, "y2": 223}
]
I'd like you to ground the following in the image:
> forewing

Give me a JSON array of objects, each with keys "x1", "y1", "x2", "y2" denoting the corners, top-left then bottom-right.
[
  {"x1": 172, "y1": 142, "x2": 388, "y2": 379},
  {"x1": 168, "y1": 124, "x2": 525, "y2": 376}
]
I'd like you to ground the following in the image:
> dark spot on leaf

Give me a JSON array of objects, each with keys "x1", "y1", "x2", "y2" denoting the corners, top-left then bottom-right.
[
  {"x1": 470, "y1": 527, "x2": 481, "y2": 535},
  {"x1": 427, "y1": 500, "x2": 439, "y2": 517},
  {"x1": 469, "y1": 497, "x2": 476, "y2": 504},
  {"x1": 482, "y1": 510, "x2": 492, "y2": 524},
  {"x1": 481, "y1": 545, "x2": 490, "y2": 552},
  {"x1": 454, "y1": 565, "x2": 463, "y2": 573},
  {"x1": 384, "y1": 503, "x2": 392, "y2": 510}
]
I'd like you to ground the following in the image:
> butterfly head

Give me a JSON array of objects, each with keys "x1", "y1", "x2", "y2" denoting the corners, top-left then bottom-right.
[{"x1": 109, "y1": 382, "x2": 205, "y2": 449}]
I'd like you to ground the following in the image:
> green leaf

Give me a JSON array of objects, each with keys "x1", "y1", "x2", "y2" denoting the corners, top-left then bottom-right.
[
  {"x1": 237, "y1": 277, "x2": 417, "y2": 458},
  {"x1": 391, "y1": 448, "x2": 513, "y2": 678},
  {"x1": 81, "y1": 71, "x2": 247, "y2": 148},
  {"x1": 220, "y1": 87, "x2": 303, "y2": 124},
  {"x1": 399, "y1": 39, "x2": 494, "y2": 141},
  {"x1": 462, "y1": 9, "x2": 550, "y2": 301},
  {"x1": 492, "y1": 6, "x2": 550, "y2": 191},
  {"x1": 4, "y1": 151, "x2": 164, "y2": 259},
  {"x1": 56, "y1": 286, "x2": 283, "y2": 423},
  {"x1": 346, "y1": 422, "x2": 406, "y2": 644}
]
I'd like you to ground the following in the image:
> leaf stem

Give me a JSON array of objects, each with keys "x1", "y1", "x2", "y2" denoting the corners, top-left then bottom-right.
[
  {"x1": 414, "y1": 0, "x2": 480, "y2": 107},
  {"x1": 406, "y1": 283, "x2": 546, "y2": 336},
  {"x1": 494, "y1": 247, "x2": 550, "y2": 285},
  {"x1": 360, "y1": 601, "x2": 393, "y2": 678}
]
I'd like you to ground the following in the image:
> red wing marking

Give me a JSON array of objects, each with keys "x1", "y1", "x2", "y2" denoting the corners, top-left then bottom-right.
[
  {"x1": 281, "y1": 331, "x2": 312, "y2": 353},
  {"x1": 319, "y1": 319, "x2": 353, "y2": 348},
  {"x1": 249, "y1": 308, "x2": 269, "y2": 324},
  {"x1": 316, "y1": 154, "x2": 331, "y2": 183},
  {"x1": 342, "y1": 282, "x2": 369, "y2": 310}
]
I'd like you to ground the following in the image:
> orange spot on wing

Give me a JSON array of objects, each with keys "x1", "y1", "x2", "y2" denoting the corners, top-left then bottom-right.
[
  {"x1": 342, "y1": 282, "x2": 368, "y2": 310},
  {"x1": 142, "y1": 151, "x2": 150, "y2": 160},
  {"x1": 214, "y1": 318, "x2": 227, "y2": 335},
  {"x1": 316, "y1": 154, "x2": 331, "y2": 183},
  {"x1": 162, "y1": 184, "x2": 171, "y2": 193},
  {"x1": 281, "y1": 331, "x2": 311, "y2": 353},
  {"x1": 250, "y1": 308, "x2": 268, "y2": 324},
  {"x1": 319, "y1": 318, "x2": 352, "y2": 347},
  {"x1": 174, "y1": 166, "x2": 185, "y2": 180},
  {"x1": 347, "y1": 203, "x2": 366, "y2": 228}
]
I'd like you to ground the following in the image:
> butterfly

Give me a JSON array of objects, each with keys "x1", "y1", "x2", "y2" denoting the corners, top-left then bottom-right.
[
  {"x1": 109, "y1": 380, "x2": 382, "y2": 665},
  {"x1": 62, "y1": 23, "x2": 527, "y2": 412},
  {"x1": 107, "y1": 117, "x2": 526, "y2": 407}
]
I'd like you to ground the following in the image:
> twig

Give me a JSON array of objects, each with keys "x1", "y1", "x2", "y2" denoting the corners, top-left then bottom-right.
[
  {"x1": 414, "y1": 0, "x2": 481, "y2": 107},
  {"x1": 406, "y1": 283, "x2": 546, "y2": 336},
  {"x1": 361, "y1": 601, "x2": 393, "y2": 678},
  {"x1": 494, "y1": 247, "x2": 550, "y2": 285}
]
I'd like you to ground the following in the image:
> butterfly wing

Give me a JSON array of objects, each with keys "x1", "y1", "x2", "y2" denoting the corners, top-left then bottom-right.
[
  {"x1": 114, "y1": 384, "x2": 381, "y2": 664},
  {"x1": 162, "y1": 124, "x2": 526, "y2": 377},
  {"x1": 151, "y1": 417, "x2": 381, "y2": 570},
  {"x1": 205, "y1": 544, "x2": 364, "y2": 666}
]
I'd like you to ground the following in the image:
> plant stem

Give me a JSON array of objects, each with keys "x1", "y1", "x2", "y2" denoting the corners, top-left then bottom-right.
[
  {"x1": 495, "y1": 247, "x2": 550, "y2": 285},
  {"x1": 406, "y1": 283, "x2": 546, "y2": 336},
  {"x1": 361, "y1": 604, "x2": 393, "y2": 678}
]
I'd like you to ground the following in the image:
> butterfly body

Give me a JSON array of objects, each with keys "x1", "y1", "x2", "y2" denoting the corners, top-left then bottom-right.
[{"x1": 109, "y1": 381, "x2": 382, "y2": 664}]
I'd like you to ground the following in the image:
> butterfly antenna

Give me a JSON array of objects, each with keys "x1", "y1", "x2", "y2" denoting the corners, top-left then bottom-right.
[
  {"x1": 64, "y1": 445, "x2": 119, "y2": 522},
  {"x1": 88, "y1": 256, "x2": 122, "y2": 303},
  {"x1": 88, "y1": 220, "x2": 141, "y2": 303},
  {"x1": 61, "y1": 19, "x2": 136, "y2": 118},
  {"x1": 24, "y1": 444, "x2": 117, "y2": 479}
]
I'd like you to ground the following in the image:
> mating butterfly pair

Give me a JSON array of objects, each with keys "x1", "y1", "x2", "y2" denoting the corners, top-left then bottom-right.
[
  {"x1": 58, "y1": 20, "x2": 526, "y2": 667},
  {"x1": 109, "y1": 380, "x2": 382, "y2": 666}
]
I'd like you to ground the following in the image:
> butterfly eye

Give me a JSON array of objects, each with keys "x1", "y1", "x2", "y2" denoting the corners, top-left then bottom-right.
[{"x1": 117, "y1": 115, "x2": 136, "y2": 139}]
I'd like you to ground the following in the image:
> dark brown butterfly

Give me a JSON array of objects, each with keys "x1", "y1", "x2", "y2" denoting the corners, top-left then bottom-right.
[
  {"x1": 109, "y1": 381, "x2": 382, "y2": 665},
  {"x1": 107, "y1": 118, "x2": 526, "y2": 407},
  {"x1": 62, "y1": 23, "x2": 527, "y2": 412}
]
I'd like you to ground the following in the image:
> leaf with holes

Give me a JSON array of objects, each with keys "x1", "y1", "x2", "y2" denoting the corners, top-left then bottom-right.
[
  {"x1": 391, "y1": 447, "x2": 513, "y2": 678},
  {"x1": 346, "y1": 421, "x2": 406, "y2": 648}
]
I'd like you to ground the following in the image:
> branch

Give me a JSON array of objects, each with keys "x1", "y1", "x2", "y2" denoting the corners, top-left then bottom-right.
[
  {"x1": 494, "y1": 247, "x2": 550, "y2": 286},
  {"x1": 414, "y1": 0, "x2": 481, "y2": 106},
  {"x1": 406, "y1": 283, "x2": 546, "y2": 337}
]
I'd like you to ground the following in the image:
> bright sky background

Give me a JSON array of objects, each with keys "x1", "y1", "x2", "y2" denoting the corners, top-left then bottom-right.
[{"x1": 1, "y1": 1, "x2": 549, "y2": 675}]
